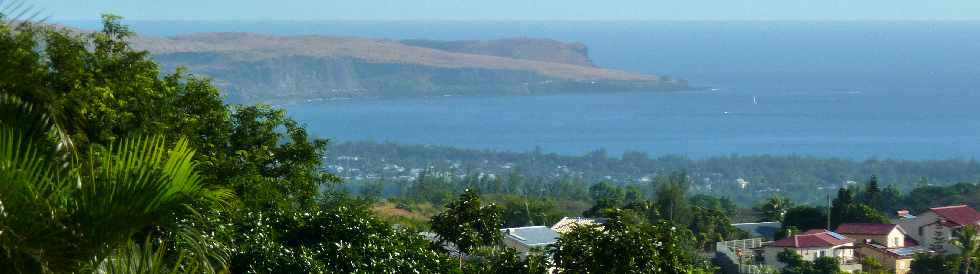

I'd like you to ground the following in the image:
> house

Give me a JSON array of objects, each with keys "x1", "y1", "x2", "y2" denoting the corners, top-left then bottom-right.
[
  {"x1": 550, "y1": 217, "x2": 606, "y2": 234},
  {"x1": 761, "y1": 229, "x2": 861, "y2": 273},
  {"x1": 733, "y1": 221, "x2": 782, "y2": 240},
  {"x1": 500, "y1": 226, "x2": 559, "y2": 255},
  {"x1": 837, "y1": 223, "x2": 907, "y2": 248},
  {"x1": 898, "y1": 205, "x2": 980, "y2": 254},
  {"x1": 837, "y1": 223, "x2": 930, "y2": 274},
  {"x1": 858, "y1": 243, "x2": 931, "y2": 274}
]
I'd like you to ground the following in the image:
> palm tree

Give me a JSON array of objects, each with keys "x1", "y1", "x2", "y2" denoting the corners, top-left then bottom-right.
[
  {"x1": 0, "y1": 0, "x2": 48, "y2": 28},
  {"x1": 0, "y1": 94, "x2": 232, "y2": 273},
  {"x1": 951, "y1": 225, "x2": 979, "y2": 274}
]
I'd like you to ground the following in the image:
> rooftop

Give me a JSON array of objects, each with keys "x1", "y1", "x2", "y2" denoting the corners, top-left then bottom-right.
[
  {"x1": 836, "y1": 223, "x2": 900, "y2": 235},
  {"x1": 864, "y1": 242, "x2": 932, "y2": 258},
  {"x1": 930, "y1": 205, "x2": 980, "y2": 227},
  {"x1": 772, "y1": 229, "x2": 854, "y2": 248},
  {"x1": 501, "y1": 226, "x2": 559, "y2": 247}
]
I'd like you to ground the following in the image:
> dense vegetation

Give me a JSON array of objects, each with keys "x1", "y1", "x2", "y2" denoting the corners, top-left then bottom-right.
[
  {"x1": 0, "y1": 15, "x2": 716, "y2": 273},
  {"x1": 3, "y1": 11, "x2": 978, "y2": 274},
  {"x1": 330, "y1": 141, "x2": 980, "y2": 205}
]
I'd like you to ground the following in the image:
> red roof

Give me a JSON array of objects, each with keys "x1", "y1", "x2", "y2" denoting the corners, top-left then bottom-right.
[
  {"x1": 773, "y1": 229, "x2": 854, "y2": 248},
  {"x1": 836, "y1": 223, "x2": 898, "y2": 235},
  {"x1": 904, "y1": 236, "x2": 919, "y2": 247},
  {"x1": 930, "y1": 205, "x2": 980, "y2": 227}
]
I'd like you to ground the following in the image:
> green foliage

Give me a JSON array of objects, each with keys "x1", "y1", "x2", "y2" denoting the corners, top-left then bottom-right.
[
  {"x1": 830, "y1": 187, "x2": 890, "y2": 228},
  {"x1": 1, "y1": 15, "x2": 460, "y2": 273},
  {"x1": 330, "y1": 141, "x2": 980, "y2": 206},
  {"x1": 755, "y1": 196, "x2": 793, "y2": 222},
  {"x1": 688, "y1": 206, "x2": 750, "y2": 250},
  {"x1": 782, "y1": 206, "x2": 828, "y2": 232},
  {"x1": 495, "y1": 195, "x2": 566, "y2": 227},
  {"x1": 811, "y1": 257, "x2": 843, "y2": 274},
  {"x1": 430, "y1": 189, "x2": 503, "y2": 254},
  {"x1": 910, "y1": 253, "x2": 961, "y2": 274},
  {"x1": 655, "y1": 171, "x2": 693, "y2": 226},
  {"x1": 857, "y1": 257, "x2": 888, "y2": 274},
  {"x1": 583, "y1": 181, "x2": 626, "y2": 217},
  {"x1": 689, "y1": 194, "x2": 737, "y2": 217},
  {"x1": 951, "y1": 225, "x2": 979, "y2": 274},
  {"x1": 0, "y1": 128, "x2": 229, "y2": 273},
  {"x1": 228, "y1": 204, "x2": 456, "y2": 273},
  {"x1": 776, "y1": 249, "x2": 841, "y2": 274},
  {"x1": 774, "y1": 226, "x2": 800, "y2": 240},
  {"x1": 903, "y1": 183, "x2": 980, "y2": 214},
  {"x1": 464, "y1": 246, "x2": 549, "y2": 274},
  {"x1": 551, "y1": 210, "x2": 714, "y2": 274}
]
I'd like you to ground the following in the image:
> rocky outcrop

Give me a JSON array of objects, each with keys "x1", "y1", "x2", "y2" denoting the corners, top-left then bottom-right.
[
  {"x1": 400, "y1": 38, "x2": 595, "y2": 67},
  {"x1": 131, "y1": 33, "x2": 688, "y2": 103}
]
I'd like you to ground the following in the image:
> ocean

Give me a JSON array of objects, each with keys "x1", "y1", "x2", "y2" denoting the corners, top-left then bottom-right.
[{"x1": 60, "y1": 20, "x2": 980, "y2": 159}]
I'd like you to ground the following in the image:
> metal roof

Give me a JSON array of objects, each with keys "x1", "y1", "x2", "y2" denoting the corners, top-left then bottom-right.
[{"x1": 501, "y1": 226, "x2": 559, "y2": 247}]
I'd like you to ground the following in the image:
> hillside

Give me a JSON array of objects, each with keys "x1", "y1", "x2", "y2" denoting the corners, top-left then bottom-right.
[
  {"x1": 400, "y1": 37, "x2": 595, "y2": 67},
  {"x1": 128, "y1": 33, "x2": 689, "y2": 103}
]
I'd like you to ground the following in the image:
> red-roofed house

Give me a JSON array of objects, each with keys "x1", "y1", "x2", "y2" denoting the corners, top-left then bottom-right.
[
  {"x1": 898, "y1": 205, "x2": 980, "y2": 254},
  {"x1": 837, "y1": 223, "x2": 929, "y2": 274},
  {"x1": 761, "y1": 230, "x2": 861, "y2": 272},
  {"x1": 837, "y1": 223, "x2": 906, "y2": 248}
]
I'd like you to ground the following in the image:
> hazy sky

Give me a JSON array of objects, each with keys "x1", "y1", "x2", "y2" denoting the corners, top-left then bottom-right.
[{"x1": 33, "y1": 0, "x2": 980, "y2": 21}]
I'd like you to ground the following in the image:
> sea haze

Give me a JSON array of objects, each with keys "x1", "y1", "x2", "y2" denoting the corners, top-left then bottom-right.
[{"x1": 60, "y1": 20, "x2": 980, "y2": 159}]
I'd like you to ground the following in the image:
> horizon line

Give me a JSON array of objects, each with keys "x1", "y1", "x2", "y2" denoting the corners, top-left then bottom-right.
[{"x1": 52, "y1": 18, "x2": 980, "y2": 23}]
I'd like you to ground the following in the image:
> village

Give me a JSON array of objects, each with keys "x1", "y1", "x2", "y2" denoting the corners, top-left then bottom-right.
[{"x1": 715, "y1": 205, "x2": 980, "y2": 274}]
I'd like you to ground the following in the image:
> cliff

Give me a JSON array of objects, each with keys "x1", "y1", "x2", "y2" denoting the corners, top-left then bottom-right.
[
  {"x1": 400, "y1": 38, "x2": 595, "y2": 67},
  {"x1": 129, "y1": 33, "x2": 688, "y2": 103}
]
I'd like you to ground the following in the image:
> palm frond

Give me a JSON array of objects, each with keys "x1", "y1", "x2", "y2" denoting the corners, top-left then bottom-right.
[
  {"x1": 90, "y1": 237, "x2": 204, "y2": 274},
  {"x1": 0, "y1": 0, "x2": 48, "y2": 28},
  {"x1": 69, "y1": 136, "x2": 233, "y2": 271},
  {"x1": 0, "y1": 94, "x2": 77, "y2": 169},
  {"x1": 0, "y1": 125, "x2": 73, "y2": 273}
]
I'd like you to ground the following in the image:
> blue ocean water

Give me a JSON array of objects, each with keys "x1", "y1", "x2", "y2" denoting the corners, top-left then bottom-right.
[{"x1": 60, "y1": 20, "x2": 980, "y2": 159}]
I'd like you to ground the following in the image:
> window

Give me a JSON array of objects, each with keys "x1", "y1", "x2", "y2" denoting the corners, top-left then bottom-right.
[
  {"x1": 819, "y1": 250, "x2": 826, "y2": 257},
  {"x1": 919, "y1": 226, "x2": 924, "y2": 236}
]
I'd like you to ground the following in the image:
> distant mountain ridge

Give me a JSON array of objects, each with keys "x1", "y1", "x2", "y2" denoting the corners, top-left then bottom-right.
[
  {"x1": 400, "y1": 38, "x2": 595, "y2": 67},
  {"x1": 129, "y1": 33, "x2": 689, "y2": 103}
]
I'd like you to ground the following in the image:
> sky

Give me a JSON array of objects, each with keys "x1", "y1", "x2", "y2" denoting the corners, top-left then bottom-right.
[{"x1": 29, "y1": 0, "x2": 980, "y2": 21}]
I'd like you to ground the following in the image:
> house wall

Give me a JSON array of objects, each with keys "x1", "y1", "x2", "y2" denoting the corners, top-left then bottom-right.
[
  {"x1": 845, "y1": 229, "x2": 905, "y2": 248},
  {"x1": 762, "y1": 244, "x2": 855, "y2": 270},
  {"x1": 923, "y1": 223, "x2": 959, "y2": 254},
  {"x1": 898, "y1": 212, "x2": 937, "y2": 245},
  {"x1": 857, "y1": 246, "x2": 913, "y2": 274},
  {"x1": 502, "y1": 237, "x2": 531, "y2": 254}
]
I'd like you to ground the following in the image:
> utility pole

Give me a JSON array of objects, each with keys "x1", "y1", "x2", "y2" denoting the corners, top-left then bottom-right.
[{"x1": 826, "y1": 193, "x2": 832, "y2": 230}]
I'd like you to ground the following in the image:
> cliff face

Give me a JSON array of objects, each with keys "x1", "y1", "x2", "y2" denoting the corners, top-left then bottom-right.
[{"x1": 131, "y1": 33, "x2": 687, "y2": 103}]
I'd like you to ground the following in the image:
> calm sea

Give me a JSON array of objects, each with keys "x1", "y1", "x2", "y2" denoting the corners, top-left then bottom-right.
[{"x1": 60, "y1": 20, "x2": 980, "y2": 159}]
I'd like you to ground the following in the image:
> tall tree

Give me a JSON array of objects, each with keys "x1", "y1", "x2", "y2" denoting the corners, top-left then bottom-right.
[
  {"x1": 583, "y1": 181, "x2": 626, "y2": 217},
  {"x1": 783, "y1": 206, "x2": 829, "y2": 232},
  {"x1": 430, "y1": 189, "x2": 504, "y2": 255},
  {"x1": 951, "y1": 226, "x2": 979, "y2": 274},
  {"x1": 755, "y1": 196, "x2": 793, "y2": 222},
  {"x1": 655, "y1": 171, "x2": 693, "y2": 226},
  {"x1": 551, "y1": 210, "x2": 713, "y2": 274},
  {"x1": 862, "y1": 175, "x2": 882, "y2": 210}
]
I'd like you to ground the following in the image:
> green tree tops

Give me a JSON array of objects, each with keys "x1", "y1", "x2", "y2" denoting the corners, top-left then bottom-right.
[
  {"x1": 430, "y1": 189, "x2": 504, "y2": 254},
  {"x1": 551, "y1": 210, "x2": 714, "y2": 274}
]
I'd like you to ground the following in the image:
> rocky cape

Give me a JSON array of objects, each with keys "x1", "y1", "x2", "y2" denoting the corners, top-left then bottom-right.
[{"x1": 129, "y1": 33, "x2": 690, "y2": 103}]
